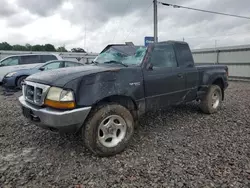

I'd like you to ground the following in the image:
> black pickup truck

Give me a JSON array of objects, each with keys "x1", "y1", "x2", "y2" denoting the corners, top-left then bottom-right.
[{"x1": 19, "y1": 41, "x2": 228, "y2": 156}]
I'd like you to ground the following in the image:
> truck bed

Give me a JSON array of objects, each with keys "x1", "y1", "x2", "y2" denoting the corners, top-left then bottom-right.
[
  {"x1": 195, "y1": 64, "x2": 228, "y2": 70},
  {"x1": 195, "y1": 64, "x2": 228, "y2": 87}
]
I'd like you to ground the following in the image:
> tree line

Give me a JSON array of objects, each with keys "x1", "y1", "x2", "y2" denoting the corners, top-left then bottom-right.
[{"x1": 0, "y1": 42, "x2": 86, "y2": 53}]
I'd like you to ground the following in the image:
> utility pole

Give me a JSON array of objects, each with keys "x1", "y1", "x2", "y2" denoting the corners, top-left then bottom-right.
[
  {"x1": 153, "y1": 0, "x2": 158, "y2": 43},
  {"x1": 84, "y1": 23, "x2": 87, "y2": 51}
]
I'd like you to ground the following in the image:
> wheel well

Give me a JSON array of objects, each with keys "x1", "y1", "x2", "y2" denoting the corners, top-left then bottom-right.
[
  {"x1": 93, "y1": 95, "x2": 138, "y2": 119},
  {"x1": 15, "y1": 75, "x2": 28, "y2": 86},
  {"x1": 212, "y1": 78, "x2": 224, "y2": 100}
]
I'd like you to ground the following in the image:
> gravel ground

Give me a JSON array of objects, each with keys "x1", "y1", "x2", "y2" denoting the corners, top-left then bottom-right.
[{"x1": 0, "y1": 82, "x2": 250, "y2": 188}]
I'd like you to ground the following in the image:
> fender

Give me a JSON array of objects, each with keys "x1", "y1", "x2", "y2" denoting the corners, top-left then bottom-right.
[{"x1": 64, "y1": 67, "x2": 145, "y2": 109}]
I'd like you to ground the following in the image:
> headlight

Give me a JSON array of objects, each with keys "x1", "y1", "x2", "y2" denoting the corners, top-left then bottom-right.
[
  {"x1": 5, "y1": 72, "x2": 17, "y2": 78},
  {"x1": 45, "y1": 87, "x2": 75, "y2": 109}
]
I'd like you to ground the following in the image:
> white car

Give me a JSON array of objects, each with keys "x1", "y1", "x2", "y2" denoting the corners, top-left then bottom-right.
[{"x1": 0, "y1": 54, "x2": 62, "y2": 82}]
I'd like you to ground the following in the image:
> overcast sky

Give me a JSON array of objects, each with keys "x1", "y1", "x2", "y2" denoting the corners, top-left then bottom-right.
[{"x1": 0, "y1": 0, "x2": 250, "y2": 52}]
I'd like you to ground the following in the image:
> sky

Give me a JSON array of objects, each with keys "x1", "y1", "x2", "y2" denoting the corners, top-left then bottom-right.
[{"x1": 0, "y1": 0, "x2": 250, "y2": 53}]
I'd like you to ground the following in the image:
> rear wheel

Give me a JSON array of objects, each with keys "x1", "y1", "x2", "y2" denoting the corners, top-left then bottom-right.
[
  {"x1": 16, "y1": 76, "x2": 27, "y2": 89},
  {"x1": 83, "y1": 103, "x2": 134, "y2": 157},
  {"x1": 199, "y1": 85, "x2": 222, "y2": 114}
]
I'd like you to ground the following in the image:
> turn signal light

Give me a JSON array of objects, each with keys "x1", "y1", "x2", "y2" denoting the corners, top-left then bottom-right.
[{"x1": 45, "y1": 99, "x2": 76, "y2": 109}]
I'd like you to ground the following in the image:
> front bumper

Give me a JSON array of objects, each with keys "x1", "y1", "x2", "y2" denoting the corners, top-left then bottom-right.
[
  {"x1": 2, "y1": 77, "x2": 16, "y2": 88},
  {"x1": 19, "y1": 96, "x2": 91, "y2": 133}
]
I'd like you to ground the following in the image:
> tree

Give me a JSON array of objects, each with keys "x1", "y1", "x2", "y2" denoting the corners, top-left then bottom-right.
[
  {"x1": 71, "y1": 48, "x2": 86, "y2": 53},
  {"x1": 0, "y1": 42, "x2": 69, "y2": 52},
  {"x1": 44, "y1": 44, "x2": 56, "y2": 52},
  {"x1": 0, "y1": 42, "x2": 12, "y2": 50},
  {"x1": 25, "y1": 43, "x2": 32, "y2": 51},
  {"x1": 32, "y1": 45, "x2": 44, "y2": 51},
  {"x1": 12, "y1": 45, "x2": 27, "y2": 51},
  {"x1": 57, "y1": 46, "x2": 68, "y2": 52}
]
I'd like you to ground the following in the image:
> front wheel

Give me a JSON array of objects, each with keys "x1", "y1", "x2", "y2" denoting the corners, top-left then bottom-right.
[
  {"x1": 199, "y1": 85, "x2": 222, "y2": 114},
  {"x1": 83, "y1": 103, "x2": 135, "y2": 157},
  {"x1": 16, "y1": 76, "x2": 27, "y2": 89}
]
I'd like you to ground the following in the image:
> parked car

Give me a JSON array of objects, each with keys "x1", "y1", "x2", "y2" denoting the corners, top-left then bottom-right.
[
  {"x1": 0, "y1": 54, "x2": 62, "y2": 83},
  {"x1": 2, "y1": 60, "x2": 83, "y2": 89},
  {"x1": 19, "y1": 41, "x2": 229, "y2": 156}
]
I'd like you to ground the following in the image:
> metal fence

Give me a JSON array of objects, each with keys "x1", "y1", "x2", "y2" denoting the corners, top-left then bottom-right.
[
  {"x1": 0, "y1": 51, "x2": 98, "y2": 64},
  {"x1": 192, "y1": 44, "x2": 250, "y2": 80}
]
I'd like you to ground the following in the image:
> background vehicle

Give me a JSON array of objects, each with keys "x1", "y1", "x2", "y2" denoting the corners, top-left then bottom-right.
[
  {"x1": 19, "y1": 41, "x2": 228, "y2": 156},
  {"x1": 0, "y1": 54, "x2": 62, "y2": 83},
  {"x1": 2, "y1": 60, "x2": 83, "y2": 89}
]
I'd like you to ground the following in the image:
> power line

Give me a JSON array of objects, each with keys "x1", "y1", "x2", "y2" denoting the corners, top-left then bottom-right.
[
  {"x1": 159, "y1": 1, "x2": 250, "y2": 20},
  {"x1": 124, "y1": 2, "x2": 153, "y2": 42},
  {"x1": 112, "y1": 0, "x2": 132, "y2": 42}
]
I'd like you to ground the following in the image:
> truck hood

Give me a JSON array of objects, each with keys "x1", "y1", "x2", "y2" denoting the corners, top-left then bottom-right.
[{"x1": 26, "y1": 65, "x2": 118, "y2": 87}]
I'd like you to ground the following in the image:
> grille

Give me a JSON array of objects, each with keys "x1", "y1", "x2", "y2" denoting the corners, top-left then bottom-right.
[{"x1": 23, "y1": 81, "x2": 50, "y2": 106}]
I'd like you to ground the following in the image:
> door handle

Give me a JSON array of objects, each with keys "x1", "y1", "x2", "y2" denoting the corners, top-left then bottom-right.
[{"x1": 177, "y1": 73, "x2": 184, "y2": 78}]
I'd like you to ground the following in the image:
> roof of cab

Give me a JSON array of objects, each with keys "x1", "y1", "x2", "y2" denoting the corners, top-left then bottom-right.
[{"x1": 155, "y1": 40, "x2": 189, "y2": 45}]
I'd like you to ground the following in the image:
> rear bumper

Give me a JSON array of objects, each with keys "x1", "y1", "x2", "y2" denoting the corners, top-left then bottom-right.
[{"x1": 19, "y1": 96, "x2": 91, "y2": 133}]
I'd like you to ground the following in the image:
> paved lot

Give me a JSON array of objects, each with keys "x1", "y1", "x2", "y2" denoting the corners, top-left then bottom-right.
[{"x1": 0, "y1": 82, "x2": 250, "y2": 188}]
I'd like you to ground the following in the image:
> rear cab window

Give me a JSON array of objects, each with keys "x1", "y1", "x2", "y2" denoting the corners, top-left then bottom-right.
[{"x1": 174, "y1": 43, "x2": 194, "y2": 67}]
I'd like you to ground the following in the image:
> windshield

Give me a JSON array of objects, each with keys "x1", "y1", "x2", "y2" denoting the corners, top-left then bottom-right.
[{"x1": 94, "y1": 45, "x2": 147, "y2": 65}]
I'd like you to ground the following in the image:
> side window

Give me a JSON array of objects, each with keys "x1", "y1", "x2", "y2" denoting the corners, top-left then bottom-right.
[
  {"x1": 64, "y1": 62, "x2": 81, "y2": 67},
  {"x1": 40, "y1": 55, "x2": 58, "y2": 63},
  {"x1": 150, "y1": 44, "x2": 177, "y2": 68},
  {"x1": 43, "y1": 62, "x2": 62, "y2": 70},
  {"x1": 174, "y1": 43, "x2": 194, "y2": 67},
  {"x1": 0, "y1": 57, "x2": 19, "y2": 66},
  {"x1": 20, "y1": 55, "x2": 40, "y2": 64}
]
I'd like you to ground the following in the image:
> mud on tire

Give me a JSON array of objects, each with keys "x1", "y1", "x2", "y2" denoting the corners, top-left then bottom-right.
[{"x1": 82, "y1": 103, "x2": 135, "y2": 157}]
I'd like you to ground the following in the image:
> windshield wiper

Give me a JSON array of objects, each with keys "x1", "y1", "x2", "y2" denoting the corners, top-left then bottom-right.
[{"x1": 104, "y1": 60, "x2": 128, "y2": 67}]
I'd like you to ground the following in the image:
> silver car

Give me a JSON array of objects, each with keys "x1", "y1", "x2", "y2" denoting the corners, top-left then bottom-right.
[{"x1": 0, "y1": 54, "x2": 62, "y2": 82}]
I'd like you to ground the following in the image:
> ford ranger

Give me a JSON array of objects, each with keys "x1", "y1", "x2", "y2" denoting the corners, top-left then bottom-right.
[{"x1": 19, "y1": 41, "x2": 229, "y2": 156}]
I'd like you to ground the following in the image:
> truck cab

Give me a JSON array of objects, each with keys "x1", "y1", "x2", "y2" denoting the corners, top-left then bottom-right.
[{"x1": 142, "y1": 41, "x2": 199, "y2": 109}]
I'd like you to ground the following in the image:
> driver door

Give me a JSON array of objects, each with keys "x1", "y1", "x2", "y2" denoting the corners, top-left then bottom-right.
[{"x1": 143, "y1": 43, "x2": 187, "y2": 110}]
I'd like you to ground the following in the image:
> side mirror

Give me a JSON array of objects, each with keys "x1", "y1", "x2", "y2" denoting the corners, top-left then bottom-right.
[
  {"x1": 39, "y1": 67, "x2": 45, "y2": 71},
  {"x1": 146, "y1": 63, "x2": 153, "y2": 70}
]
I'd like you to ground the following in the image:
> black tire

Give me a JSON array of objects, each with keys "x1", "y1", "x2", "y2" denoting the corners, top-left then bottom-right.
[
  {"x1": 199, "y1": 85, "x2": 222, "y2": 114},
  {"x1": 16, "y1": 76, "x2": 27, "y2": 89},
  {"x1": 83, "y1": 103, "x2": 134, "y2": 157}
]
